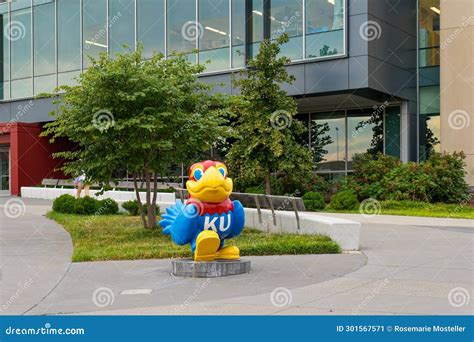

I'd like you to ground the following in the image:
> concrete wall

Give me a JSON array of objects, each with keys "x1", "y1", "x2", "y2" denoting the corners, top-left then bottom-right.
[{"x1": 440, "y1": 0, "x2": 474, "y2": 186}]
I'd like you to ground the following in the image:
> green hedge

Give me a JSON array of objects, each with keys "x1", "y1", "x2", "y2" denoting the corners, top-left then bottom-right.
[
  {"x1": 302, "y1": 191, "x2": 325, "y2": 211},
  {"x1": 53, "y1": 194, "x2": 119, "y2": 215},
  {"x1": 342, "y1": 152, "x2": 469, "y2": 204},
  {"x1": 328, "y1": 190, "x2": 360, "y2": 210},
  {"x1": 122, "y1": 200, "x2": 160, "y2": 216}
]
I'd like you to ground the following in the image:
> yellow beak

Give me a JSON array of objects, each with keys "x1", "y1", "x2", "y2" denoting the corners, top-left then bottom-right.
[{"x1": 187, "y1": 166, "x2": 233, "y2": 203}]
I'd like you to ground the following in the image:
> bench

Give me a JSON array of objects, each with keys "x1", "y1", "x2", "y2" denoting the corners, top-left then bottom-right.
[
  {"x1": 40, "y1": 178, "x2": 180, "y2": 191},
  {"x1": 175, "y1": 189, "x2": 306, "y2": 230}
]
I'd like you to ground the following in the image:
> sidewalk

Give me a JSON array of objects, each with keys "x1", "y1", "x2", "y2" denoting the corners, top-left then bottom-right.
[
  {"x1": 0, "y1": 197, "x2": 72, "y2": 315},
  {"x1": 311, "y1": 212, "x2": 474, "y2": 228},
  {"x1": 1, "y1": 198, "x2": 472, "y2": 316}
]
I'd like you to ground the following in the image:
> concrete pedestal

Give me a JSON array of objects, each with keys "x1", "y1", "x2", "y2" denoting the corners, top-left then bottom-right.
[{"x1": 172, "y1": 259, "x2": 251, "y2": 278}]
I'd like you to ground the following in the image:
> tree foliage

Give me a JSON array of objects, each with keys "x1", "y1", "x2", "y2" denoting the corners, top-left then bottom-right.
[
  {"x1": 42, "y1": 46, "x2": 228, "y2": 228},
  {"x1": 226, "y1": 34, "x2": 313, "y2": 195}
]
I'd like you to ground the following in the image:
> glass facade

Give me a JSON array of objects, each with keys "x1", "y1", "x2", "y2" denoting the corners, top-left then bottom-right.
[
  {"x1": 418, "y1": 0, "x2": 441, "y2": 160},
  {"x1": 0, "y1": 0, "x2": 347, "y2": 101},
  {"x1": 300, "y1": 107, "x2": 396, "y2": 178},
  {"x1": 0, "y1": 145, "x2": 9, "y2": 192}
]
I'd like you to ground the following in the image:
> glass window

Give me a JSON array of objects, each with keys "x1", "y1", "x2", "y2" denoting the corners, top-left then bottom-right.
[
  {"x1": 10, "y1": 5, "x2": 32, "y2": 81},
  {"x1": 137, "y1": 0, "x2": 165, "y2": 59},
  {"x1": 384, "y1": 106, "x2": 401, "y2": 158},
  {"x1": 231, "y1": 0, "x2": 245, "y2": 68},
  {"x1": 419, "y1": 0, "x2": 440, "y2": 67},
  {"x1": 426, "y1": 114, "x2": 441, "y2": 153},
  {"x1": 305, "y1": 0, "x2": 344, "y2": 58},
  {"x1": 1, "y1": 4, "x2": 9, "y2": 83},
  {"x1": 250, "y1": 0, "x2": 264, "y2": 59},
  {"x1": 11, "y1": 0, "x2": 31, "y2": 11},
  {"x1": 271, "y1": 0, "x2": 303, "y2": 60},
  {"x1": 58, "y1": 0, "x2": 81, "y2": 73},
  {"x1": 420, "y1": 86, "x2": 440, "y2": 114},
  {"x1": 34, "y1": 74, "x2": 56, "y2": 94},
  {"x1": 420, "y1": 113, "x2": 441, "y2": 160},
  {"x1": 1, "y1": 82, "x2": 10, "y2": 100},
  {"x1": 109, "y1": 0, "x2": 135, "y2": 57},
  {"x1": 311, "y1": 112, "x2": 346, "y2": 172},
  {"x1": 347, "y1": 110, "x2": 384, "y2": 169},
  {"x1": 83, "y1": 0, "x2": 107, "y2": 68},
  {"x1": 198, "y1": 0, "x2": 229, "y2": 72},
  {"x1": 419, "y1": 0, "x2": 440, "y2": 49},
  {"x1": 58, "y1": 70, "x2": 80, "y2": 87},
  {"x1": 11, "y1": 78, "x2": 32, "y2": 98},
  {"x1": 34, "y1": 1, "x2": 56, "y2": 76},
  {"x1": 167, "y1": 0, "x2": 196, "y2": 61}
]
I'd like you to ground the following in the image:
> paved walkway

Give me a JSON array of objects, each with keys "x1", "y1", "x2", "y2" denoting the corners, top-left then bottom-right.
[
  {"x1": 0, "y1": 198, "x2": 473, "y2": 315},
  {"x1": 0, "y1": 197, "x2": 72, "y2": 315}
]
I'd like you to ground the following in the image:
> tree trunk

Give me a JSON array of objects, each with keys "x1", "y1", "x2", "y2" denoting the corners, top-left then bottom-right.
[
  {"x1": 149, "y1": 172, "x2": 158, "y2": 229},
  {"x1": 133, "y1": 174, "x2": 147, "y2": 229},
  {"x1": 264, "y1": 172, "x2": 272, "y2": 195},
  {"x1": 145, "y1": 170, "x2": 154, "y2": 229}
]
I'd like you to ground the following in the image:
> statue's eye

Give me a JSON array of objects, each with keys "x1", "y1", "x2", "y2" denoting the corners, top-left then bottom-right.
[
  {"x1": 218, "y1": 167, "x2": 226, "y2": 177},
  {"x1": 193, "y1": 169, "x2": 203, "y2": 181}
]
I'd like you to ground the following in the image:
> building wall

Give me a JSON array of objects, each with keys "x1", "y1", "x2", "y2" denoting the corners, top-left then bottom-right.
[
  {"x1": 440, "y1": 0, "x2": 474, "y2": 186},
  {"x1": 0, "y1": 123, "x2": 67, "y2": 195}
]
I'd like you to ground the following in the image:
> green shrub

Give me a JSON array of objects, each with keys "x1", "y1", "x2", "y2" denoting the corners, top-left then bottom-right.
[
  {"x1": 302, "y1": 192, "x2": 325, "y2": 211},
  {"x1": 328, "y1": 190, "x2": 359, "y2": 210},
  {"x1": 272, "y1": 173, "x2": 331, "y2": 197},
  {"x1": 53, "y1": 195, "x2": 119, "y2": 215},
  {"x1": 52, "y1": 194, "x2": 76, "y2": 214},
  {"x1": 244, "y1": 186, "x2": 265, "y2": 194},
  {"x1": 122, "y1": 200, "x2": 139, "y2": 215},
  {"x1": 342, "y1": 152, "x2": 469, "y2": 204},
  {"x1": 347, "y1": 153, "x2": 401, "y2": 200},
  {"x1": 97, "y1": 199, "x2": 119, "y2": 215},
  {"x1": 423, "y1": 152, "x2": 469, "y2": 203},
  {"x1": 73, "y1": 196, "x2": 97, "y2": 215},
  {"x1": 382, "y1": 162, "x2": 434, "y2": 201},
  {"x1": 122, "y1": 200, "x2": 160, "y2": 216}
]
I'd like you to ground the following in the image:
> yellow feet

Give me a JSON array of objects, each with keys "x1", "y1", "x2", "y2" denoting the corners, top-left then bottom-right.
[
  {"x1": 194, "y1": 231, "x2": 220, "y2": 262},
  {"x1": 216, "y1": 246, "x2": 240, "y2": 260}
]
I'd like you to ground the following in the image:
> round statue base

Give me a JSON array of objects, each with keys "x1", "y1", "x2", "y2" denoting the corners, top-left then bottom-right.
[{"x1": 172, "y1": 259, "x2": 251, "y2": 278}]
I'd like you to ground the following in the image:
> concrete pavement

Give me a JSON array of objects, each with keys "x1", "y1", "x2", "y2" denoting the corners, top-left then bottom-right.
[
  {"x1": 0, "y1": 197, "x2": 473, "y2": 315},
  {"x1": 0, "y1": 197, "x2": 72, "y2": 315}
]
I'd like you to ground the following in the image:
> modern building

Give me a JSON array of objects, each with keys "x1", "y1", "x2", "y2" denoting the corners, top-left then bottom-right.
[{"x1": 0, "y1": 0, "x2": 472, "y2": 196}]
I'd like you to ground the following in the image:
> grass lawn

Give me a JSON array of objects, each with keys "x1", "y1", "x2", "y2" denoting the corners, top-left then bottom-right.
[
  {"x1": 325, "y1": 200, "x2": 474, "y2": 219},
  {"x1": 48, "y1": 212, "x2": 341, "y2": 262}
]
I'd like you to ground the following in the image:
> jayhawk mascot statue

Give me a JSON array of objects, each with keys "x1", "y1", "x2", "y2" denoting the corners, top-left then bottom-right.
[{"x1": 160, "y1": 161, "x2": 245, "y2": 262}]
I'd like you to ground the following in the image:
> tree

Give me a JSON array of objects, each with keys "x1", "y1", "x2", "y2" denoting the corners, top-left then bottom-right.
[
  {"x1": 42, "y1": 46, "x2": 227, "y2": 229},
  {"x1": 227, "y1": 34, "x2": 313, "y2": 195},
  {"x1": 309, "y1": 122, "x2": 333, "y2": 164}
]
